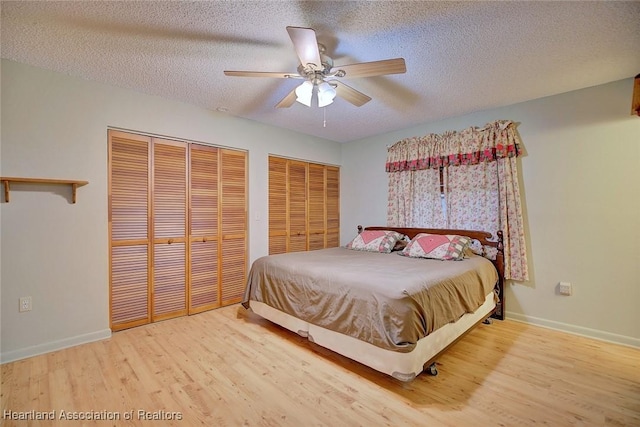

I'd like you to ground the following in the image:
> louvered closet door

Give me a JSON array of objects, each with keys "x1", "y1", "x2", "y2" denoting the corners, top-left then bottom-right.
[
  {"x1": 152, "y1": 139, "x2": 188, "y2": 321},
  {"x1": 109, "y1": 130, "x2": 151, "y2": 331},
  {"x1": 326, "y1": 166, "x2": 340, "y2": 248},
  {"x1": 288, "y1": 160, "x2": 308, "y2": 252},
  {"x1": 220, "y1": 149, "x2": 247, "y2": 305},
  {"x1": 189, "y1": 145, "x2": 219, "y2": 314},
  {"x1": 268, "y1": 156, "x2": 287, "y2": 254},
  {"x1": 308, "y1": 163, "x2": 326, "y2": 250}
]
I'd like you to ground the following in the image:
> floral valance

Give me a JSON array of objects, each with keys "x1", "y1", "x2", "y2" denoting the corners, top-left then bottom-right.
[{"x1": 386, "y1": 120, "x2": 522, "y2": 172}]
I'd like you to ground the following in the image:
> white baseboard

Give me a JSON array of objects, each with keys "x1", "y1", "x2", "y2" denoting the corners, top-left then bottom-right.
[
  {"x1": 505, "y1": 311, "x2": 640, "y2": 349},
  {"x1": 0, "y1": 329, "x2": 112, "y2": 364}
]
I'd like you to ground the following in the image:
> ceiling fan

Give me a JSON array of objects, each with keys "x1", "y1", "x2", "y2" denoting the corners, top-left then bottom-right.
[{"x1": 224, "y1": 26, "x2": 406, "y2": 108}]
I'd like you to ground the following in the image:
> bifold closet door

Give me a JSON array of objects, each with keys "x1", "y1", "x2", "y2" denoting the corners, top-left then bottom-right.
[
  {"x1": 288, "y1": 160, "x2": 308, "y2": 252},
  {"x1": 189, "y1": 144, "x2": 220, "y2": 313},
  {"x1": 220, "y1": 149, "x2": 247, "y2": 305},
  {"x1": 152, "y1": 139, "x2": 188, "y2": 321},
  {"x1": 111, "y1": 130, "x2": 247, "y2": 329},
  {"x1": 308, "y1": 163, "x2": 326, "y2": 250},
  {"x1": 268, "y1": 156, "x2": 287, "y2": 255},
  {"x1": 109, "y1": 131, "x2": 151, "y2": 331},
  {"x1": 268, "y1": 157, "x2": 340, "y2": 254},
  {"x1": 326, "y1": 166, "x2": 340, "y2": 248}
]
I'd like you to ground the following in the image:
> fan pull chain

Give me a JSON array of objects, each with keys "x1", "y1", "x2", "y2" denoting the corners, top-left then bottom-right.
[{"x1": 323, "y1": 107, "x2": 327, "y2": 128}]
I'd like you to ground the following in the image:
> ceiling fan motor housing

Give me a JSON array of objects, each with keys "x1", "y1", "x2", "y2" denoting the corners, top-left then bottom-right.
[{"x1": 297, "y1": 44, "x2": 337, "y2": 83}]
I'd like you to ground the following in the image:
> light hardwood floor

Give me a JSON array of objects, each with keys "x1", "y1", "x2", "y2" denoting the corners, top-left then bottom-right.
[{"x1": 2, "y1": 305, "x2": 639, "y2": 426}]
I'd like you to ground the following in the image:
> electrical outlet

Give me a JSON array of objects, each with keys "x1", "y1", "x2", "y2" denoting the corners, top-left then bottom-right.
[
  {"x1": 559, "y1": 282, "x2": 572, "y2": 296},
  {"x1": 19, "y1": 296, "x2": 32, "y2": 312}
]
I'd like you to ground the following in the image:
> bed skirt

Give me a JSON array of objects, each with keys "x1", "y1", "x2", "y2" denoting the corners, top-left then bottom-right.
[{"x1": 249, "y1": 291, "x2": 495, "y2": 382}]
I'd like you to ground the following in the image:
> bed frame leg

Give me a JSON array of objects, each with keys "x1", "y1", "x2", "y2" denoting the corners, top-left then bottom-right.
[{"x1": 427, "y1": 363, "x2": 438, "y2": 376}]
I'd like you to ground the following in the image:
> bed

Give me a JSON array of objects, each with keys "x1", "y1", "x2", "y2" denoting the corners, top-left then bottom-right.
[{"x1": 242, "y1": 226, "x2": 505, "y2": 382}]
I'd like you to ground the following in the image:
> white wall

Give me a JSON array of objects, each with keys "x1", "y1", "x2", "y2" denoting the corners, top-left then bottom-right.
[
  {"x1": 342, "y1": 78, "x2": 640, "y2": 346},
  {"x1": 0, "y1": 60, "x2": 342, "y2": 362}
]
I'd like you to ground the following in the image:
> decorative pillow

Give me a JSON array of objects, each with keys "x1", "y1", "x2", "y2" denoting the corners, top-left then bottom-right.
[
  {"x1": 466, "y1": 238, "x2": 498, "y2": 260},
  {"x1": 483, "y1": 246, "x2": 498, "y2": 261},
  {"x1": 467, "y1": 239, "x2": 485, "y2": 256},
  {"x1": 400, "y1": 233, "x2": 470, "y2": 261},
  {"x1": 345, "y1": 230, "x2": 404, "y2": 253}
]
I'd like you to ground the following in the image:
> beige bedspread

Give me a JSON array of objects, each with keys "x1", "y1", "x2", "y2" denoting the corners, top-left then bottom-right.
[{"x1": 242, "y1": 247, "x2": 498, "y2": 353}]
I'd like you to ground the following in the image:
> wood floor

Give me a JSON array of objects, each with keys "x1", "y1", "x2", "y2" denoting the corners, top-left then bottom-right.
[{"x1": 2, "y1": 305, "x2": 639, "y2": 426}]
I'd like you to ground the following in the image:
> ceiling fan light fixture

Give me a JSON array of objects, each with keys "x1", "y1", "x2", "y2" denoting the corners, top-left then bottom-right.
[
  {"x1": 295, "y1": 81, "x2": 313, "y2": 107},
  {"x1": 317, "y1": 82, "x2": 336, "y2": 107}
]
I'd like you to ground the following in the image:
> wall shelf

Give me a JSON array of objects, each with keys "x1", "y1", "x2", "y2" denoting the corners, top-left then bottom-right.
[{"x1": 1, "y1": 177, "x2": 89, "y2": 203}]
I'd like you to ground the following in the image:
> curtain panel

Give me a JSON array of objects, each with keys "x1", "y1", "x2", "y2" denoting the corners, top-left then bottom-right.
[
  {"x1": 386, "y1": 120, "x2": 528, "y2": 281},
  {"x1": 387, "y1": 168, "x2": 446, "y2": 229}
]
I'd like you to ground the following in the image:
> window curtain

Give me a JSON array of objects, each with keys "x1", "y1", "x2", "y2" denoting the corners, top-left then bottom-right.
[
  {"x1": 386, "y1": 120, "x2": 528, "y2": 281},
  {"x1": 387, "y1": 168, "x2": 446, "y2": 228}
]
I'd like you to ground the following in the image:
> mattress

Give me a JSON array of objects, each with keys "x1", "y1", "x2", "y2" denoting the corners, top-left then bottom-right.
[{"x1": 242, "y1": 247, "x2": 498, "y2": 353}]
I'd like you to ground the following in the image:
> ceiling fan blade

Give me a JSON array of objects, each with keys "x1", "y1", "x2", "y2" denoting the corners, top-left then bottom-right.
[
  {"x1": 286, "y1": 26, "x2": 322, "y2": 68},
  {"x1": 275, "y1": 88, "x2": 298, "y2": 108},
  {"x1": 333, "y1": 81, "x2": 371, "y2": 107},
  {"x1": 224, "y1": 70, "x2": 301, "y2": 78},
  {"x1": 334, "y1": 58, "x2": 406, "y2": 78}
]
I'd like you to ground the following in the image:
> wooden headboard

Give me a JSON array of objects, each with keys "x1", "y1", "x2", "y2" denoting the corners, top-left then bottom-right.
[{"x1": 359, "y1": 225, "x2": 505, "y2": 320}]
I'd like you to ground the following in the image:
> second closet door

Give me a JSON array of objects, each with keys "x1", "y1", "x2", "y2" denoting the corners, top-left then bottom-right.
[
  {"x1": 152, "y1": 139, "x2": 188, "y2": 321},
  {"x1": 288, "y1": 160, "x2": 308, "y2": 253},
  {"x1": 326, "y1": 166, "x2": 340, "y2": 248},
  {"x1": 189, "y1": 144, "x2": 219, "y2": 313},
  {"x1": 219, "y1": 149, "x2": 247, "y2": 305},
  {"x1": 308, "y1": 163, "x2": 326, "y2": 250}
]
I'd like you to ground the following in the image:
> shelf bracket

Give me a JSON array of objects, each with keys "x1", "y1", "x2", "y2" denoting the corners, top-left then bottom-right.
[{"x1": 3, "y1": 179, "x2": 10, "y2": 203}]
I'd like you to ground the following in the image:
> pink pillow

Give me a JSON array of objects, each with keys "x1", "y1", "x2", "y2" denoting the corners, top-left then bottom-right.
[
  {"x1": 346, "y1": 230, "x2": 404, "y2": 253},
  {"x1": 400, "y1": 233, "x2": 470, "y2": 260}
]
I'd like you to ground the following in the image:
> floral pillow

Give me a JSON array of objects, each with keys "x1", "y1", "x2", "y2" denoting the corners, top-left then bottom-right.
[
  {"x1": 466, "y1": 238, "x2": 498, "y2": 260},
  {"x1": 345, "y1": 230, "x2": 405, "y2": 253},
  {"x1": 400, "y1": 233, "x2": 470, "y2": 261},
  {"x1": 467, "y1": 239, "x2": 484, "y2": 256}
]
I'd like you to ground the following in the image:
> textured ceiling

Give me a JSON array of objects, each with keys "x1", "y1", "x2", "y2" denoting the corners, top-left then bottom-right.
[{"x1": 2, "y1": 1, "x2": 639, "y2": 143}]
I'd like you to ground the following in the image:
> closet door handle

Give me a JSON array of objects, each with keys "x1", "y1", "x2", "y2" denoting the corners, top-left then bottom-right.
[
  {"x1": 168, "y1": 239, "x2": 174, "y2": 244},
  {"x1": 202, "y1": 237, "x2": 207, "y2": 242}
]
